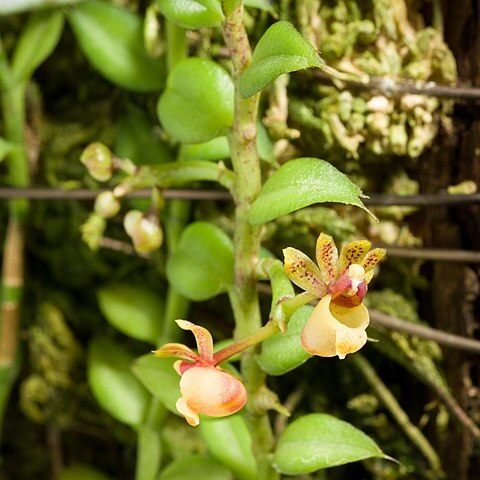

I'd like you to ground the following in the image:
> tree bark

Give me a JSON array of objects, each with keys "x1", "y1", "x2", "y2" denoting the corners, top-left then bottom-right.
[{"x1": 415, "y1": 3, "x2": 480, "y2": 479}]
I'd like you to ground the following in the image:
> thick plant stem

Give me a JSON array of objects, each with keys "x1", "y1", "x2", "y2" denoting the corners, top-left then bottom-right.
[
  {"x1": 0, "y1": 42, "x2": 29, "y2": 436},
  {"x1": 221, "y1": 2, "x2": 277, "y2": 479}
]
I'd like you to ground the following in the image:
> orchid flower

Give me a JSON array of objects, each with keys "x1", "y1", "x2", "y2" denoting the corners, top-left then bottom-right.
[
  {"x1": 283, "y1": 233, "x2": 386, "y2": 359},
  {"x1": 154, "y1": 320, "x2": 247, "y2": 426}
]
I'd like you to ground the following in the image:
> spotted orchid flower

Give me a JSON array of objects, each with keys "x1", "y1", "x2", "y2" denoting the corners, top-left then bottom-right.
[
  {"x1": 283, "y1": 233, "x2": 386, "y2": 359},
  {"x1": 154, "y1": 320, "x2": 247, "y2": 426}
]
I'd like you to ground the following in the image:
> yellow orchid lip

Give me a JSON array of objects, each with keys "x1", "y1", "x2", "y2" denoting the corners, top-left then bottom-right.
[{"x1": 301, "y1": 294, "x2": 370, "y2": 360}]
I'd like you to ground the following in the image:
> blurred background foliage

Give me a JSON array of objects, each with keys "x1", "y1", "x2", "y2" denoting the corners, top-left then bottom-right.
[{"x1": 0, "y1": 0, "x2": 479, "y2": 479}]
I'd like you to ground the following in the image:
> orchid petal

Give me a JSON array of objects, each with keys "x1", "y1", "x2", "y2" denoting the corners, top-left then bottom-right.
[
  {"x1": 315, "y1": 233, "x2": 338, "y2": 284},
  {"x1": 176, "y1": 397, "x2": 200, "y2": 426},
  {"x1": 301, "y1": 294, "x2": 369, "y2": 359},
  {"x1": 337, "y1": 240, "x2": 371, "y2": 273},
  {"x1": 283, "y1": 247, "x2": 327, "y2": 297},
  {"x1": 153, "y1": 343, "x2": 198, "y2": 362},
  {"x1": 361, "y1": 248, "x2": 387, "y2": 274},
  {"x1": 176, "y1": 320, "x2": 214, "y2": 362}
]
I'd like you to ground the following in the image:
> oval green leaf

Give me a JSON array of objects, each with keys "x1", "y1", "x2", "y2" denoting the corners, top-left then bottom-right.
[
  {"x1": 257, "y1": 305, "x2": 312, "y2": 375},
  {"x1": 199, "y1": 415, "x2": 257, "y2": 480},
  {"x1": 158, "y1": 455, "x2": 233, "y2": 480},
  {"x1": 239, "y1": 21, "x2": 324, "y2": 98},
  {"x1": 59, "y1": 464, "x2": 111, "y2": 480},
  {"x1": 87, "y1": 337, "x2": 150, "y2": 426},
  {"x1": 166, "y1": 222, "x2": 234, "y2": 301},
  {"x1": 179, "y1": 136, "x2": 230, "y2": 162},
  {"x1": 273, "y1": 413, "x2": 386, "y2": 475},
  {"x1": 156, "y1": 0, "x2": 224, "y2": 29},
  {"x1": 12, "y1": 10, "x2": 64, "y2": 82},
  {"x1": 0, "y1": 138, "x2": 16, "y2": 162},
  {"x1": 247, "y1": 158, "x2": 370, "y2": 225},
  {"x1": 132, "y1": 354, "x2": 180, "y2": 415},
  {"x1": 69, "y1": 1, "x2": 165, "y2": 92},
  {"x1": 136, "y1": 425, "x2": 163, "y2": 480},
  {"x1": 97, "y1": 283, "x2": 163, "y2": 344},
  {"x1": 157, "y1": 58, "x2": 234, "y2": 143},
  {"x1": 244, "y1": 0, "x2": 277, "y2": 15}
]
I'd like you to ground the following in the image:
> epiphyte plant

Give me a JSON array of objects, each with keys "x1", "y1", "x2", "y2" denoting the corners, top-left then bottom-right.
[{"x1": 74, "y1": 0, "x2": 393, "y2": 478}]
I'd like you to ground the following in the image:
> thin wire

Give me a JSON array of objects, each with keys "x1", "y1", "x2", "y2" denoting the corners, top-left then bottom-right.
[
  {"x1": 314, "y1": 70, "x2": 480, "y2": 101},
  {"x1": 0, "y1": 187, "x2": 479, "y2": 206},
  {"x1": 364, "y1": 193, "x2": 480, "y2": 206},
  {"x1": 370, "y1": 310, "x2": 480, "y2": 354},
  {"x1": 0, "y1": 187, "x2": 231, "y2": 201},
  {"x1": 374, "y1": 245, "x2": 480, "y2": 263}
]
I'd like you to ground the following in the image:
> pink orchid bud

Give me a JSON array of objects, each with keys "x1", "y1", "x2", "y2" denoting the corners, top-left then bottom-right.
[
  {"x1": 80, "y1": 143, "x2": 113, "y2": 182},
  {"x1": 301, "y1": 294, "x2": 369, "y2": 360},
  {"x1": 176, "y1": 365, "x2": 247, "y2": 427},
  {"x1": 154, "y1": 320, "x2": 248, "y2": 426}
]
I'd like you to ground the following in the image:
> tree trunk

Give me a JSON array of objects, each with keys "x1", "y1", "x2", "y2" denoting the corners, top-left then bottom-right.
[{"x1": 415, "y1": 2, "x2": 480, "y2": 479}]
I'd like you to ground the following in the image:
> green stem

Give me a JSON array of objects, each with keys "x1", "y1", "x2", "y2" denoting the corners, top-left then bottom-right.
[
  {"x1": 349, "y1": 354, "x2": 445, "y2": 477},
  {"x1": 0, "y1": 35, "x2": 29, "y2": 438},
  {"x1": 214, "y1": 321, "x2": 279, "y2": 365},
  {"x1": 115, "y1": 160, "x2": 234, "y2": 197},
  {"x1": 221, "y1": 2, "x2": 277, "y2": 479},
  {"x1": 278, "y1": 291, "x2": 317, "y2": 318}
]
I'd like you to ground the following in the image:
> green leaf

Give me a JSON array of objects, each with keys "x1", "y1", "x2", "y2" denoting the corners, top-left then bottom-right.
[
  {"x1": 59, "y1": 464, "x2": 111, "y2": 480},
  {"x1": 157, "y1": 58, "x2": 234, "y2": 143},
  {"x1": 132, "y1": 355, "x2": 180, "y2": 415},
  {"x1": 166, "y1": 222, "x2": 234, "y2": 301},
  {"x1": 115, "y1": 108, "x2": 173, "y2": 165},
  {"x1": 87, "y1": 338, "x2": 150, "y2": 426},
  {"x1": 156, "y1": 0, "x2": 224, "y2": 29},
  {"x1": 239, "y1": 21, "x2": 324, "y2": 98},
  {"x1": 68, "y1": 1, "x2": 166, "y2": 92},
  {"x1": 244, "y1": 0, "x2": 276, "y2": 15},
  {"x1": 12, "y1": 10, "x2": 64, "y2": 82},
  {"x1": 0, "y1": 138, "x2": 17, "y2": 162},
  {"x1": 158, "y1": 455, "x2": 233, "y2": 480},
  {"x1": 256, "y1": 120, "x2": 275, "y2": 163},
  {"x1": 179, "y1": 136, "x2": 230, "y2": 162},
  {"x1": 199, "y1": 415, "x2": 257, "y2": 480},
  {"x1": 136, "y1": 425, "x2": 162, "y2": 480},
  {"x1": 97, "y1": 284, "x2": 163, "y2": 344},
  {"x1": 247, "y1": 158, "x2": 370, "y2": 225},
  {"x1": 257, "y1": 306, "x2": 312, "y2": 375},
  {"x1": 273, "y1": 413, "x2": 387, "y2": 475}
]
